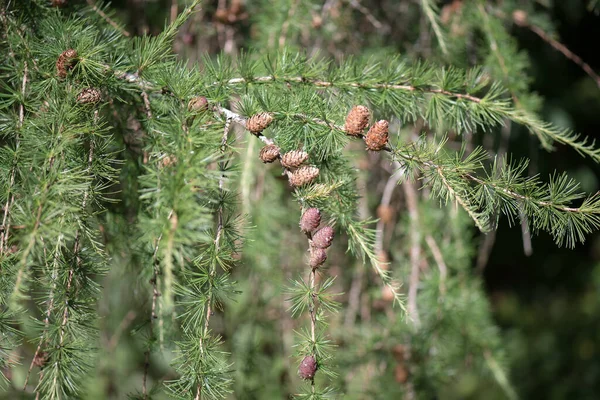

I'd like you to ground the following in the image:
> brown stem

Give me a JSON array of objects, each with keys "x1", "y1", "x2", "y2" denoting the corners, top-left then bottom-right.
[
  {"x1": 402, "y1": 180, "x2": 421, "y2": 328},
  {"x1": 508, "y1": 10, "x2": 600, "y2": 89},
  {"x1": 425, "y1": 235, "x2": 447, "y2": 296},
  {"x1": 87, "y1": 0, "x2": 131, "y2": 37}
]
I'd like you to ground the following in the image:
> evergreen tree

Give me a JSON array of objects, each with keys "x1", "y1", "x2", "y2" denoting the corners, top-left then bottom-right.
[{"x1": 1, "y1": 0, "x2": 599, "y2": 399}]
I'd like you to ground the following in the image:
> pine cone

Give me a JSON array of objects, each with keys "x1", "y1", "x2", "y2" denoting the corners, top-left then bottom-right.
[
  {"x1": 289, "y1": 166, "x2": 319, "y2": 187},
  {"x1": 56, "y1": 49, "x2": 78, "y2": 78},
  {"x1": 188, "y1": 96, "x2": 209, "y2": 113},
  {"x1": 344, "y1": 105, "x2": 370, "y2": 136},
  {"x1": 33, "y1": 351, "x2": 49, "y2": 368},
  {"x1": 281, "y1": 150, "x2": 309, "y2": 169},
  {"x1": 247, "y1": 112, "x2": 274, "y2": 133},
  {"x1": 309, "y1": 248, "x2": 327, "y2": 268},
  {"x1": 312, "y1": 226, "x2": 334, "y2": 249},
  {"x1": 259, "y1": 145, "x2": 280, "y2": 163},
  {"x1": 298, "y1": 355, "x2": 317, "y2": 380},
  {"x1": 365, "y1": 120, "x2": 389, "y2": 151},
  {"x1": 300, "y1": 208, "x2": 321, "y2": 233},
  {"x1": 52, "y1": 0, "x2": 68, "y2": 6},
  {"x1": 77, "y1": 88, "x2": 102, "y2": 104}
]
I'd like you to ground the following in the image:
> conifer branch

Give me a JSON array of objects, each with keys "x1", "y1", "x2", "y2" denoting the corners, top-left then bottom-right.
[
  {"x1": 194, "y1": 115, "x2": 231, "y2": 400},
  {"x1": 142, "y1": 209, "x2": 172, "y2": 400},
  {"x1": 24, "y1": 235, "x2": 62, "y2": 391},
  {"x1": 393, "y1": 143, "x2": 600, "y2": 247}
]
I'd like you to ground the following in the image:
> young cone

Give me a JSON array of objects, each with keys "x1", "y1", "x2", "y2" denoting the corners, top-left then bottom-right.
[
  {"x1": 300, "y1": 208, "x2": 321, "y2": 233},
  {"x1": 281, "y1": 150, "x2": 309, "y2": 169},
  {"x1": 312, "y1": 226, "x2": 334, "y2": 249},
  {"x1": 188, "y1": 96, "x2": 209, "y2": 113},
  {"x1": 365, "y1": 120, "x2": 389, "y2": 151},
  {"x1": 344, "y1": 105, "x2": 370, "y2": 136},
  {"x1": 310, "y1": 248, "x2": 327, "y2": 268},
  {"x1": 289, "y1": 166, "x2": 319, "y2": 187},
  {"x1": 77, "y1": 88, "x2": 102, "y2": 104},
  {"x1": 247, "y1": 112, "x2": 274, "y2": 133},
  {"x1": 56, "y1": 49, "x2": 78, "y2": 78},
  {"x1": 298, "y1": 355, "x2": 318, "y2": 380},
  {"x1": 259, "y1": 145, "x2": 280, "y2": 163}
]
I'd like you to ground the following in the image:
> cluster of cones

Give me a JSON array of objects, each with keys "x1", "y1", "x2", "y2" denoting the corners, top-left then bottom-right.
[
  {"x1": 253, "y1": 104, "x2": 389, "y2": 188},
  {"x1": 296, "y1": 207, "x2": 335, "y2": 381},
  {"x1": 251, "y1": 113, "x2": 320, "y2": 187}
]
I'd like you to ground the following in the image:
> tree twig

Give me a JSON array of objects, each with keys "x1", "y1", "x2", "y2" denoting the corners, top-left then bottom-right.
[
  {"x1": 194, "y1": 116, "x2": 231, "y2": 400},
  {"x1": 86, "y1": 0, "x2": 131, "y2": 37},
  {"x1": 425, "y1": 235, "x2": 447, "y2": 296},
  {"x1": 511, "y1": 10, "x2": 600, "y2": 89},
  {"x1": 402, "y1": 179, "x2": 421, "y2": 328}
]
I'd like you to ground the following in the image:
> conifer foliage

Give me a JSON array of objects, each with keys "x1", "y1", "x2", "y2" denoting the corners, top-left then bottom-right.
[{"x1": 1, "y1": 0, "x2": 599, "y2": 399}]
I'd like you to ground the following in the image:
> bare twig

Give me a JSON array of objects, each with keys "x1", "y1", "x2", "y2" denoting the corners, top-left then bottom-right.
[
  {"x1": 425, "y1": 235, "x2": 447, "y2": 296},
  {"x1": 86, "y1": 0, "x2": 131, "y2": 37},
  {"x1": 511, "y1": 10, "x2": 600, "y2": 89},
  {"x1": 279, "y1": 0, "x2": 301, "y2": 48},
  {"x1": 402, "y1": 179, "x2": 421, "y2": 328},
  {"x1": 348, "y1": 0, "x2": 386, "y2": 31},
  {"x1": 375, "y1": 167, "x2": 403, "y2": 255},
  {"x1": 141, "y1": 91, "x2": 153, "y2": 119}
]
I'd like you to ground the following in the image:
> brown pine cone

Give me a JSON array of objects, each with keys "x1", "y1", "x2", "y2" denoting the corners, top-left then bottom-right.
[
  {"x1": 365, "y1": 120, "x2": 389, "y2": 151},
  {"x1": 77, "y1": 88, "x2": 102, "y2": 104},
  {"x1": 246, "y1": 112, "x2": 274, "y2": 133},
  {"x1": 300, "y1": 208, "x2": 321, "y2": 233},
  {"x1": 56, "y1": 49, "x2": 77, "y2": 78},
  {"x1": 281, "y1": 150, "x2": 309, "y2": 169},
  {"x1": 52, "y1": 0, "x2": 68, "y2": 7},
  {"x1": 298, "y1": 355, "x2": 317, "y2": 380},
  {"x1": 312, "y1": 226, "x2": 334, "y2": 249},
  {"x1": 188, "y1": 96, "x2": 209, "y2": 113},
  {"x1": 309, "y1": 248, "x2": 327, "y2": 268},
  {"x1": 344, "y1": 105, "x2": 370, "y2": 136},
  {"x1": 289, "y1": 166, "x2": 319, "y2": 187},
  {"x1": 32, "y1": 351, "x2": 49, "y2": 368},
  {"x1": 259, "y1": 145, "x2": 280, "y2": 163}
]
